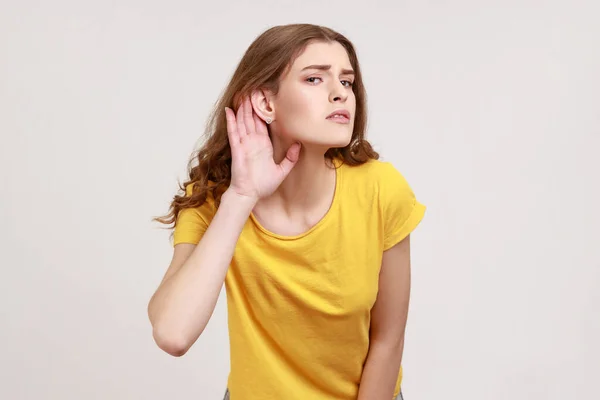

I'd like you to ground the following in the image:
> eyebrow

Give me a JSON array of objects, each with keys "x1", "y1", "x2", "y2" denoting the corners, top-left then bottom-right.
[{"x1": 301, "y1": 64, "x2": 355, "y2": 75}]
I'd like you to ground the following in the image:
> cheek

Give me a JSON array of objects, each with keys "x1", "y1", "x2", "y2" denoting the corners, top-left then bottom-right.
[
  {"x1": 349, "y1": 91, "x2": 357, "y2": 110},
  {"x1": 276, "y1": 87, "x2": 322, "y2": 134},
  {"x1": 281, "y1": 87, "x2": 315, "y2": 118}
]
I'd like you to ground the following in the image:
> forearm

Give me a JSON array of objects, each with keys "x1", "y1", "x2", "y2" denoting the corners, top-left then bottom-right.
[
  {"x1": 357, "y1": 337, "x2": 404, "y2": 400},
  {"x1": 149, "y1": 189, "x2": 256, "y2": 351}
]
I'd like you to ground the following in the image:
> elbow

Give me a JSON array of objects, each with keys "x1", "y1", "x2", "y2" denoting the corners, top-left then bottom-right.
[
  {"x1": 147, "y1": 297, "x2": 206, "y2": 357},
  {"x1": 147, "y1": 298, "x2": 189, "y2": 357},
  {"x1": 152, "y1": 325, "x2": 191, "y2": 357}
]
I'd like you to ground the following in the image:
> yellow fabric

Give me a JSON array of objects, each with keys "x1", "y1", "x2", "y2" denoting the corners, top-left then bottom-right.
[{"x1": 173, "y1": 158, "x2": 426, "y2": 400}]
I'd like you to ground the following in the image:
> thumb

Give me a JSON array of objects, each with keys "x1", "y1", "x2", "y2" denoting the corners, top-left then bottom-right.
[{"x1": 277, "y1": 142, "x2": 301, "y2": 177}]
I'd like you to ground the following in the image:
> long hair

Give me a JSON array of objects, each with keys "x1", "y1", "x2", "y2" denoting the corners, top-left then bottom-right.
[{"x1": 154, "y1": 23, "x2": 379, "y2": 228}]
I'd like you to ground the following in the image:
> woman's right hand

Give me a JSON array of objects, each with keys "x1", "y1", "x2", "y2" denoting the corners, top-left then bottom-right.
[{"x1": 224, "y1": 96, "x2": 301, "y2": 201}]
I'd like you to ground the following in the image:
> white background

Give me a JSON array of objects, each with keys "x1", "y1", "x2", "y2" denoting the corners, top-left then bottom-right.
[{"x1": 1, "y1": 1, "x2": 599, "y2": 399}]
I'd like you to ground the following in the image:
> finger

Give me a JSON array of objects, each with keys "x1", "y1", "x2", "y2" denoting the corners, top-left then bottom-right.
[
  {"x1": 243, "y1": 96, "x2": 256, "y2": 135},
  {"x1": 278, "y1": 142, "x2": 301, "y2": 178},
  {"x1": 225, "y1": 107, "x2": 240, "y2": 145},
  {"x1": 236, "y1": 101, "x2": 247, "y2": 137},
  {"x1": 252, "y1": 113, "x2": 268, "y2": 136}
]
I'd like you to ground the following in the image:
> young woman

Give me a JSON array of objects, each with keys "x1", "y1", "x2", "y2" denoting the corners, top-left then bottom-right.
[{"x1": 148, "y1": 23, "x2": 426, "y2": 400}]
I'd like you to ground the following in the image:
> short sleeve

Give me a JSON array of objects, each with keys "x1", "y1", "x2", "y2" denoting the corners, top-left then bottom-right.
[
  {"x1": 172, "y1": 184, "x2": 212, "y2": 246},
  {"x1": 380, "y1": 162, "x2": 426, "y2": 250}
]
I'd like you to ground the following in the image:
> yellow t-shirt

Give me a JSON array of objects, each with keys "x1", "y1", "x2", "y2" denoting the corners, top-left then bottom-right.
[{"x1": 173, "y1": 158, "x2": 426, "y2": 400}]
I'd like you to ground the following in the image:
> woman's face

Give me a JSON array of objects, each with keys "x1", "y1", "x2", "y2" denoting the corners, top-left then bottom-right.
[{"x1": 268, "y1": 41, "x2": 357, "y2": 151}]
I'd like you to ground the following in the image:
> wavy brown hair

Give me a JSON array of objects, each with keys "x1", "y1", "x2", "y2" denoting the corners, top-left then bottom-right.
[{"x1": 154, "y1": 23, "x2": 379, "y2": 229}]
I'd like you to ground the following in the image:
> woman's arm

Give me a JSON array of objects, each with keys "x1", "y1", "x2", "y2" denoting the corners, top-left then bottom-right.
[
  {"x1": 148, "y1": 97, "x2": 299, "y2": 357},
  {"x1": 147, "y1": 189, "x2": 257, "y2": 357},
  {"x1": 357, "y1": 235, "x2": 412, "y2": 399}
]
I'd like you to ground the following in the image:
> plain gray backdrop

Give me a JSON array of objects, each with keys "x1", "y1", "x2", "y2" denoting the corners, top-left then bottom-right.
[{"x1": 1, "y1": 1, "x2": 599, "y2": 399}]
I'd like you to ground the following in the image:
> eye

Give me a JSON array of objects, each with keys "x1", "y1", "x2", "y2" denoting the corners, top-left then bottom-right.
[
  {"x1": 306, "y1": 77, "x2": 354, "y2": 87},
  {"x1": 306, "y1": 77, "x2": 323, "y2": 84}
]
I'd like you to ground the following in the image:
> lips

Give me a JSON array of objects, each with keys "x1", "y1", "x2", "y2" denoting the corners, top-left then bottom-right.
[
  {"x1": 326, "y1": 109, "x2": 351, "y2": 125},
  {"x1": 326, "y1": 109, "x2": 351, "y2": 120}
]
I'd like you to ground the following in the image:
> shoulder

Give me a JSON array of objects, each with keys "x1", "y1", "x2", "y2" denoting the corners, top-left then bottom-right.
[
  {"x1": 340, "y1": 158, "x2": 411, "y2": 193},
  {"x1": 339, "y1": 158, "x2": 423, "y2": 217},
  {"x1": 340, "y1": 160, "x2": 426, "y2": 249},
  {"x1": 172, "y1": 182, "x2": 218, "y2": 246},
  {"x1": 339, "y1": 157, "x2": 397, "y2": 175},
  {"x1": 183, "y1": 181, "x2": 219, "y2": 200},
  {"x1": 179, "y1": 182, "x2": 218, "y2": 221}
]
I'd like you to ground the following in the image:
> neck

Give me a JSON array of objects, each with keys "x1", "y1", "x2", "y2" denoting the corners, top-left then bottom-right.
[{"x1": 266, "y1": 143, "x2": 336, "y2": 214}]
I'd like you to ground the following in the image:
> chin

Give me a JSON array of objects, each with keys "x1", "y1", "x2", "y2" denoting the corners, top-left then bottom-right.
[
  {"x1": 289, "y1": 124, "x2": 353, "y2": 150},
  {"x1": 309, "y1": 129, "x2": 353, "y2": 148},
  {"x1": 330, "y1": 136, "x2": 352, "y2": 148},
  {"x1": 302, "y1": 136, "x2": 351, "y2": 151},
  {"x1": 328, "y1": 131, "x2": 353, "y2": 148}
]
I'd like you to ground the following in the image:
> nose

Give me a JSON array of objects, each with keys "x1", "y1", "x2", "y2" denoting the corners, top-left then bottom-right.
[{"x1": 329, "y1": 81, "x2": 348, "y2": 103}]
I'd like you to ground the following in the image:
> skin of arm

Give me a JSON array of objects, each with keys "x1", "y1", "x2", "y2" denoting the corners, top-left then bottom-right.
[
  {"x1": 357, "y1": 235, "x2": 412, "y2": 400},
  {"x1": 147, "y1": 189, "x2": 257, "y2": 357}
]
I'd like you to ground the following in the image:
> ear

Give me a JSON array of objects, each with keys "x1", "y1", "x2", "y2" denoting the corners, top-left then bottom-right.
[{"x1": 250, "y1": 89, "x2": 275, "y2": 124}]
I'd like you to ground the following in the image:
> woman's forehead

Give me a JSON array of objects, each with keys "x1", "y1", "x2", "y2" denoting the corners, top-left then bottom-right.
[{"x1": 289, "y1": 42, "x2": 352, "y2": 73}]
